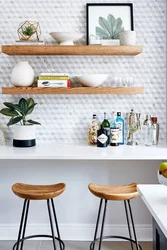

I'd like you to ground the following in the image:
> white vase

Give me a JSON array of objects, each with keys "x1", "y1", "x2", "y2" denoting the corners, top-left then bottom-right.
[
  {"x1": 120, "y1": 31, "x2": 136, "y2": 45},
  {"x1": 102, "y1": 39, "x2": 120, "y2": 45},
  {"x1": 13, "y1": 125, "x2": 36, "y2": 147},
  {"x1": 11, "y1": 61, "x2": 34, "y2": 87}
]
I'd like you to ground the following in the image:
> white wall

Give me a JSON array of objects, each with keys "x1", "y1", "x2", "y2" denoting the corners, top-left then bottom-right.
[{"x1": 0, "y1": 159, "x2": 160, "y2": 240}]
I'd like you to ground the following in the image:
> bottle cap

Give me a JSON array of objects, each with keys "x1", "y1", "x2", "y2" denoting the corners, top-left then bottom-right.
[
  {"x1": 117, "y1": 112, "x2": 121, "y2": 116},
  {"x1": 151, "y1": 117, "x2": 157, "y2": 123}
]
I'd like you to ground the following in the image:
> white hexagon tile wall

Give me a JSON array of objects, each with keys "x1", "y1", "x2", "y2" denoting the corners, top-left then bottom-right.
[{"x1": 0, "y1": 0, "x2": 166, "y2": 144}]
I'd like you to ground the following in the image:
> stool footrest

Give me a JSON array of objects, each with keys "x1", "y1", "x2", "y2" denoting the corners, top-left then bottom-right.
[
  {"x1": 90, "y1": 235, "x2": 142, "y2": 250},
  {"x1": 13, "y1": 234, "x2": 65, "y2": 250}
]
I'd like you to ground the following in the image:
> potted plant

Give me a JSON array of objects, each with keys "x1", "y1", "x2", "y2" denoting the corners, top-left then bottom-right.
[{"x1": 0, "y1": 97, "x2": 41, "y2": 147}]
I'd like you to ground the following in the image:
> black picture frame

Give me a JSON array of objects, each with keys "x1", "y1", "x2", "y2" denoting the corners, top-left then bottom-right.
[{"x1": 86, "y1": 3, "x2": 134, "y2": 45}]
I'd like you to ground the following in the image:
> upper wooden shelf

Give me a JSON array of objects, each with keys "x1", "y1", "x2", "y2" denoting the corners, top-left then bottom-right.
[
  {"x1": 1, "y1": 45, "x2": 143, "y2": 56},
  {"x1": 2, "y1": 87, "x2": 144, "y2": 95}
]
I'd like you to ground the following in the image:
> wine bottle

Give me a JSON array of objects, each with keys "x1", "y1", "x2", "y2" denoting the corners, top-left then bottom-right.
[
  {"x1": 97, "y1": 125, "x2": 108, "y2": 147},
  {"x1": 102, "y1": 112, "x2": 110, "y2": 145}
]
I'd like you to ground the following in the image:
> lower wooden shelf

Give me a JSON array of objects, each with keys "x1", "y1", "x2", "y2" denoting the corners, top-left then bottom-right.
[{"x1": 2, "y1": 87, "x2": 144, "y2": 95}]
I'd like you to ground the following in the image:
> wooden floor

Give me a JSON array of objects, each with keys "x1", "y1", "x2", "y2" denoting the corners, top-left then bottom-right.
[{"x1": 0, "y1": 241, "x2": 152, "y2": 250}]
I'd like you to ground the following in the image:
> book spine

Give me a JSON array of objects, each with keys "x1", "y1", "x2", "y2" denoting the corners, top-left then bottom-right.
[
  {"x1": 38, "y1": 80, "x2": 70, "y2": 88},
  {"x1": 38, "y1": 76, "x2": 69, "y2": 80}
]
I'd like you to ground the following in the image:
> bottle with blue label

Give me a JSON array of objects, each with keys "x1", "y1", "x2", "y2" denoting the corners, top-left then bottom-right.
[{"x1": 116, "y1": 112, "x2": 124, "y2": 145}]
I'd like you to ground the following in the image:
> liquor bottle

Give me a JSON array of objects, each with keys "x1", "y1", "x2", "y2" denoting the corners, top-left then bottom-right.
[
  {"x1": 116, "y1": 112, "x2": 124, "y2": 145},
  {"x1": 102, "y1": 112, "x2": 110, "y2": 145},
  {"x1": 151, "y1": 117, "x2": 159, "y2": 145},
  {"x1": 88, "y1": 114, "x2": 98, "y2": 145},
  {"x1": 143, "y1": 115, "x2": 153, "y2": 146},
  {"x1": 97, "y1": 125, "x2": 108, "y2": 147},
  {"x1": 110, "y1": 112, "x2": 119, "y2": 146}
]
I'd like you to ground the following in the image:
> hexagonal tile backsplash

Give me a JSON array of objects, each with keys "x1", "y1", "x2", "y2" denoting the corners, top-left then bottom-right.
[{"x1": 0, "y1": 0, "x2": 166, "y2": 144}]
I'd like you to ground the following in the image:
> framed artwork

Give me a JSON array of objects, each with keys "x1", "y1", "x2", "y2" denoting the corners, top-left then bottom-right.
[{"x1": 86, "y1": 3, "x2": 134, "y2": 45}]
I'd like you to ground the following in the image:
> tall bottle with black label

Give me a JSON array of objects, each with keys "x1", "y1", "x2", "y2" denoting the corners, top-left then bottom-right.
[
  {"x1": 116, "y1": 112, "x2": 124, "y2": 145},
  {"x1": 102, "y1": 112, "x2": 110, "y2": 145},
  {"x1": 97, "y1": 125, "x2": 108, "y2": 147}
]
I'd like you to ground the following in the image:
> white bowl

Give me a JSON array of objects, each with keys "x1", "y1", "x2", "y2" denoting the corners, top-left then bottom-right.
[
  {"x1": 76, "y1": 74, "x2": 108, "y2": 87},
  {"x1": 158, "y1": 171, "x2": 167, "y2": 186},
  {"x1": 50, "y1": 32, "x2": 84, "y2": 45}
]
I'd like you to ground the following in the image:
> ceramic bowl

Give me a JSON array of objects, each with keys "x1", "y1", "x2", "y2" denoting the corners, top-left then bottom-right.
[
  {"x1": 157, "y1": 171, "x2": 167, "y2": 186},
  {"x1": 49, "y1": 32, "x2": 84, "y2": 45},
  {"x1": 76, "y1": 74, "x2": 108, "y2": 87}
]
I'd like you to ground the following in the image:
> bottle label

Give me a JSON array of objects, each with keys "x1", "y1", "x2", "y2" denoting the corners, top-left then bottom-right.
[
  {"x1": 116, "y1": 122, "x2": 122, "y2": 142},
  {"x1": 111, "y1": 128, "x2": 119, "y2": 143},
  {"x1": 97, "y1": 133, "x2": 108, "y2": 144}
]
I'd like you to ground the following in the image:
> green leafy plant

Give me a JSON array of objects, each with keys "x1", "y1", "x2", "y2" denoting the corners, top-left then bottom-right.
[
  {"x1": 96, "y1": 14, "x2": 124, "y2": 39},
  {"x1": 22, "y1": 26, "x2": 35, "y2": 36},
  {"x1": 0, "y1": 98, "x2": 41, "y2": 126}
]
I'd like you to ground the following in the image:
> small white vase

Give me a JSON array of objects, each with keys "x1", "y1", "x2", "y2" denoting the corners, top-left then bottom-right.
[
  {"x1": 102, "y1": 39, "x2": 120, "y2": 45},
  {"x1": 120, "y1": 31, "x2": 136, "y2": 45},
  {"x1": 13, "y1": 125, "x2": 36, "y2": 147},
  {"x1": 11, "y1": 61, "x2": 34, "y2": 87}
]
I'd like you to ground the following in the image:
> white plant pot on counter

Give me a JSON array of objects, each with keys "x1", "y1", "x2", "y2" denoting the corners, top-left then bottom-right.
[
  {"x1": 11, "y1": 61, "x2": 34, "y2": 87},
  {"x1": 13, "y1": 125, "x2": 36, "y2": 147}
]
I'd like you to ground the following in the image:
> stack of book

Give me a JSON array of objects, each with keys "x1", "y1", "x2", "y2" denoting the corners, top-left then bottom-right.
[{"x1": 37, "y1": 73, "x2": 71, "y2": 88}]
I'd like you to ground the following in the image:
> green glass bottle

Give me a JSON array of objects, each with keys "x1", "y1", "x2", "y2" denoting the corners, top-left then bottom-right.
[{"x1": 102, "y1": 112, "x2": 110, "y2": 145}]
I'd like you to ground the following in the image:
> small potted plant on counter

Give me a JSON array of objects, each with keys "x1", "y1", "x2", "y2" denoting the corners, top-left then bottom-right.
[{"x1": 0, "y1": 97, "x2": 41, "y2": 147}]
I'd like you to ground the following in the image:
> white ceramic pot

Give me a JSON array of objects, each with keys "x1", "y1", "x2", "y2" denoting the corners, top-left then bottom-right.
[
  {"x1": 120, "y1": 31, "x2": 136, "y2": 46},
  {"x1": 11, "y1": 61, "x2": 34, "y2": 87},
  {"x1": 13, "y1": 125, "x2": 36, "y2": 147}
]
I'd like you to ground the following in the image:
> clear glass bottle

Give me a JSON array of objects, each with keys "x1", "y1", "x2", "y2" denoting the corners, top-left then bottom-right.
[
  {"x1": 102, "y1": 112, "x2": 110, "y2": 145},
  {"x1": 151, "y1": 117, "x2": 159, "y2": 145},
  {"x1": 110, "y1": 112, "x2": 119, "y2": 147},
  {"x1": 143, "y1": 115, "x2": 153, "y2": 146},
  {"x1": 88, "y1": 114, "x2": 99, "y2": 145},
  {"x1": 116, "y1": 112, "x2": 124, "y2": 145}
]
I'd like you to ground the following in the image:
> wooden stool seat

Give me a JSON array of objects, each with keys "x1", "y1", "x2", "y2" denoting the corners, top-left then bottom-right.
[
  {"x1": 12, "y1": 183, "x2": 66, "y2": 200},
  {"x1": 88, "y1": 183, "x2": 139, "y2": 201}
]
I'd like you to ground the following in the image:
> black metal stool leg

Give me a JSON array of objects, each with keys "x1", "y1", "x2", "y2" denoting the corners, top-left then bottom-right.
[
  {"x1": 15, "y1": 200, "x2": 27, "y2": 250},
  {"x1": 98, "y1": 200, "x2": 108, "y2": 250},
  {"x1": 91, "y1": 199, "x2": 103, "y2": 250},
  {"x1": 20, "y1": 200, "x2": 30, "y2": 250},
  {"x1": 124, "y1": 200, "x2": 134, "y2": 250},
  {"x1": 127, "y1": 200, "x2": 140, "y2": 250},
  {"x1": 47, "y1": 199, "x2": 57, "y2": 250},
  {"x1": 51, "y1": 198, "x2": 63, "y2": 250}
]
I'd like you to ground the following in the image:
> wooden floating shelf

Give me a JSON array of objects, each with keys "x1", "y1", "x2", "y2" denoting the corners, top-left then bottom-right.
[
  {"x1": 1, "y1": 45, "x2": 143, "y2": 56},
  {"x1": 2, "y1": 87, "x2": 144, "y2": 95}
]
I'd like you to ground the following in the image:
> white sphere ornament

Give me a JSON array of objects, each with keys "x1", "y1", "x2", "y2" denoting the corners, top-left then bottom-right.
[
  {"x1": 120, "y1": 31, "x2": 136, "y2": 46},
  {"x1": 11, "y1": 61, "x2": 34, "y2": 87}
]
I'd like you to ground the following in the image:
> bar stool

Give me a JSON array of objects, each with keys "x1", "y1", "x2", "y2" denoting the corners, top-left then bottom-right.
[
  {"x1": 12, "y1": 182, "x2": 66, "y2": 250},
  {"x1": 88, "y1": 183, "x2": 142, "y2": 250}
]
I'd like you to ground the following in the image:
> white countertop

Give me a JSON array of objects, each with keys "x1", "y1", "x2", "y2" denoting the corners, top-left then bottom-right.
[
  {"x1": 137, "y1": 184, "x2": 167, "y2": 238},
  {"x1": 0, "y1": 143, "x2": 167, "y2": 160}
]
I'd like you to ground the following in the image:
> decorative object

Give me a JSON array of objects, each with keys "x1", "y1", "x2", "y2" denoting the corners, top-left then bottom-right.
[
  {"x1": 11, "y1": 61, "x2": 34, "y2": 87},
  {"x1": 120, "y1": 31, "x2": 136, "y2": 45},
  {"x1": 76, "y1": 74, "x2": 108, "y2": 87},
  {"x1": 86, "y1": 3, "x2": 134, "y2": 45},
  {"x1": 0, "y1": 98, "x2": 41, "y2": 147},
  {"x1": 49, "y1": 32, "x2": 84, "y2": 45},
  {"x1": 17, "y1": 21, "x2": 41, "y2": 41}
]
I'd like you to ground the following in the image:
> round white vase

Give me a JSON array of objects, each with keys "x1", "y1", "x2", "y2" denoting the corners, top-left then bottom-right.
[
  {"x1": 120, "y1": 31, "x2": 136, "y2": 45},
  {"x1": 13, "y1": 125, "x2": 36, "y2": 147},
  {"x1": 11, "y1": 61, "x2": 35, "y2": 87}
]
